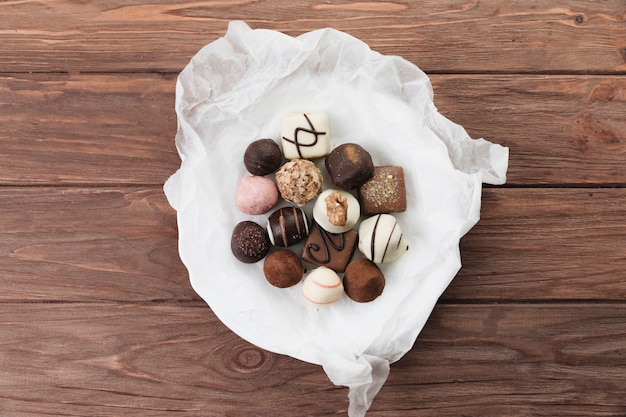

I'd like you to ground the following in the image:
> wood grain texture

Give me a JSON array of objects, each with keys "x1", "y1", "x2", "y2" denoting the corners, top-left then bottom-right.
[
  {"x1": 0, "y1": 73, "x2": 178, "y2": 185},
  {"x1": 1, "y1": 303, "x2": 625, "y2": 416},
  {"x1": 1, "y1": 187, "x2": 624, "y2": 303},
  {"x1": 2, "y1": 73, "x2": 625, "y2": 186},
  {"x1": 0, "y1": 1, "x2": 625, "y2": 74},
  {"x1": 3, "y1": 1, "x2": 626, "y2": 415},
  {"x1": 452, "y1": 187, "x2": 626, "y2": 301},
  {"x1": 433, "y1": 75, "x2": 626, "y2": 185},
  {"x1": 0, "y1": 187, "x2": 194, "y2": 302}
]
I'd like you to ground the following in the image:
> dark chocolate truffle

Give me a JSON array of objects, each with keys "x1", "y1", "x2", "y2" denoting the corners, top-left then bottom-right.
[
  {"x1": 231, "y1": 221, "x2": 270, "y2": 263},
  {"x1": 244, "y1": 139, "x2": 283, "y2": 176},
  {"x1": 266, "y1": 206, "x2": 309, "y2": 247},
  {"x1": 325, "y1": 143, "x2": 374, "y2": 190},
  {"x1": 263, "y1": 250, "x2": 303, "y2": 288},
  {"x1": 343, "y1": 258, "x2": 385, "y2": 302},
  {"x1": 358, "y1": 166, "x2": 407, "y2": 215},
  {"x1": 301, "y1": 222, "x2": 358, "y2": 273}
]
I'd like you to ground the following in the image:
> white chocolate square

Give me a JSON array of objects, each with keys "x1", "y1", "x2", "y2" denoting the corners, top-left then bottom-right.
[{"x1": 280, "y1": 111, "x2": 330, "y2": 159}]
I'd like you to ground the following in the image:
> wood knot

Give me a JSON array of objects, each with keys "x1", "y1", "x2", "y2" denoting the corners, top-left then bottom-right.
[
  {"x1": 575, "y1": 15, "x2": 584, "y2": 24},
  {"x1": 226, "y1": 344, "x2": 272, "y2": 375}
]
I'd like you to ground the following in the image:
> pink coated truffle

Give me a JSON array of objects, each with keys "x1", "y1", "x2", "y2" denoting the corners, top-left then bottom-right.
[{"x1": 236, "y1": 176, "x2": 279, "y2": 215}]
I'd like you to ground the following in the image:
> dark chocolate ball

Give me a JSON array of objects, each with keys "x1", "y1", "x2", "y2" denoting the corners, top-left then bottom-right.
[
  {"x1": 231, "y1": 221, "x2": 270, "y2": 263},
  {"x1": 343, "y1": 258, "x2": 385, "y2": 302},
  {"x1": 325, "y1": 143, "x2": 374, "y2": 190},
  {"x1": 263, "y1": 250, "x2": 303, "y2": 288},
  {"x1": 244, "y1": 139, "x2": 283, "y2": 176}
]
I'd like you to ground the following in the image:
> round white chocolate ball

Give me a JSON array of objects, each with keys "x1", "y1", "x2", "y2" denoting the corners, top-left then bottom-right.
[
  {"x1": 301, "y1": 266, "x2": 344, "y2": 306},
  {"x1": 358, "y1": 214, "x2": 409, "y2": 263}
]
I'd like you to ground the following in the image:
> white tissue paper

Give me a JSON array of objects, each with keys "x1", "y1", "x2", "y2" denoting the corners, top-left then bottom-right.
[{"x1": 164, "y1": 21, "x2": 509, "y2": 416}]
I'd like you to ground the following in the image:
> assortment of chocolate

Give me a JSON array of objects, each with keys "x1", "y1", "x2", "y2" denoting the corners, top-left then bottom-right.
[{"x1": 230, "y1": 111, "x2": 409, "y2": 306}]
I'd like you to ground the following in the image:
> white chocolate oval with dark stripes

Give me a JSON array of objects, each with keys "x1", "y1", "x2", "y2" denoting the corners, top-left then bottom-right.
[{"x1": 358, "y1": 214, "x2": 409, "y2": 263}]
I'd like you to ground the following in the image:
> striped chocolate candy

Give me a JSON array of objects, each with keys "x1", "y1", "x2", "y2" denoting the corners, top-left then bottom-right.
[
  {"x1": 358, "y1": 214, "x2": 409, "y2": 263},
  {"x1": 266, "y1": 206, "x2": 310, "y2": 248}
]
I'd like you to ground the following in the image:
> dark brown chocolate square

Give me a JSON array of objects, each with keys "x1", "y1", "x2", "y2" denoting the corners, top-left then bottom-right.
[
  {"x1": 358, "y1": 166, "x2": 407, "y2": 215},
  {"x1": 301, "y1": 222, "x2": 358, "y2": 273}
]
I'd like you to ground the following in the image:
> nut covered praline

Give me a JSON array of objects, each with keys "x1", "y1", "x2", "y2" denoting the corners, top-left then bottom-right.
[{"x1": 275, "y1": 159, "x2": 323, "y2": 206}]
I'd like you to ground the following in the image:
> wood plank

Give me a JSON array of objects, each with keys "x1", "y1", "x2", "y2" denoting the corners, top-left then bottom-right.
[
  {"x1": 451, "y1": 188, "x2": 626, "y2": 301},
  {"x1": 433, "y1": 75, "x2": 626, "y2": 186},
  {"x1": 0, "y1": 187, "x2": 196, "y2": 303},
  {"x1": 1, "y1": 302, "x2": 625, "y2": 416},
  {"x1": 0, "y1": 73, "x2": 179, "y2": 186},
  {"x1": 1, "y1": 1, "x2": 625, "y2": 74},
  {"x1": 1, "y1": 187, "x2": 625, "y2": 303},
  {"x1": 2, "y1": 73, "x2": 625, "y2": 186}
]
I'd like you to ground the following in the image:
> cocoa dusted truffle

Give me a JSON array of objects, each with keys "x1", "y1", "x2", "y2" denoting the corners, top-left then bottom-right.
[
  {"x1": 343, "y1": 258, "x2": 385, "y2": 303},
  {"x1": 275, "y1": 159, "x2": 323, "y2": 206},
  {"x1": 243, "y1": 139, "x2": 283, "y2": 176},
  {"x1": 231, "y1": 221, "x2": 270, "y2": 263},
  {"x1": 325, "y1": 143, "x2": 374, "y2": 190},
  {"x1": 263, "y1": 250, "x2": 303, "y2": 288}
]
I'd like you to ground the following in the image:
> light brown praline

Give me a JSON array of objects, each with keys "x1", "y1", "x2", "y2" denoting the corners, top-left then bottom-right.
[
  {"x1": 343, "y1": 258, "x2": 385, "y2": 302},
  {"x1": 263, "y1": 250, "x2": 303, "y2": 288}
]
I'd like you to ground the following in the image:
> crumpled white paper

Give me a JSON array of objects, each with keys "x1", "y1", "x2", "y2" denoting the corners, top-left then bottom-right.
[{"x1": 164, "y1": 21, "x2": 508, "y2": 416}]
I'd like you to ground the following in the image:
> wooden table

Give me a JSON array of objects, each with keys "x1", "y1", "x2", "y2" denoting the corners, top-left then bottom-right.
[{"x1": 2, "y1": 1, "x2": 625, "y2": 416}]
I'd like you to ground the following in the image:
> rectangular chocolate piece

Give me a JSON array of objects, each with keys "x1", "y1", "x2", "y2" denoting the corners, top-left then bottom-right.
[
  {"x1": 358, "y1": 166, "x2": 407, "y2": 215},
  {"x1": 280, "y1": 111, "x2": 330, "y2": 160},
  {"x1": 301, "y1": 222, "x2": 358, "y2": 273}
]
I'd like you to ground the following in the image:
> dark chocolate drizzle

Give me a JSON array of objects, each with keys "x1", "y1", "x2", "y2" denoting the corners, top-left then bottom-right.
[
  {"x1": 370, "y1": 214, "x2": 398, "y2": 263},
  {"x1": 305, "y1": 223, "x2": 346, "y2": 265},
  {"x1": 282, "y1": 113, "x2": 327, "y2": 158}
]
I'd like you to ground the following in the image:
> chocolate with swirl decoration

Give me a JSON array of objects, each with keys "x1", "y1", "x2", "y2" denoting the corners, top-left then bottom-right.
[
  {"x1": 280, "y1": 112, "x2": 330, "y2": 160},
  {"x1": 301, "y1": 222, "x2": 358, "y2": 273}
]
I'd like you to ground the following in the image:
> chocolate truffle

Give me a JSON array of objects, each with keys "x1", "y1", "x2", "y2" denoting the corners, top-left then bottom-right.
[
  {"x1": 325, "y1": 143, "x2": 374, "y2": 190},
  {"x1": 243, "y1": 139, "x2": 283, "y2": 176},
  {"x1": 235, "y1": 176, "x2": 279, "y2": 215},
  {"x1": 301, "y1": 266, "x2": 344, "y2": 306},
  {"x1": 281, "y1": 111, "x2": 330, "y2": 160},
  {"x1": 266, "y1": 206, "x2": 309, "y2": 247},
  {"x1": 301, "y1": 222, "x2": 358, "y2": 273},
  {"x1": 343, "y1": 258, "x2": 385, "y2": 303},
  {"x1": 275, "y1": 159, "x2": 323, "y2": 206},
  {"x1": 358, "y1": 214, "x2": 409, "y2": 263},
  {"x1": 358, "y1": 166, "x2": 407, "y2": 215},
  {"x1": 263, "y1": 250, "x2": 303, "y2": 288},
  {"x1": 312, "y1": 189, "x2": 360, "y2": 233},
  {"x1": 231, "y1": 221, "x2": 270, "y2": 263}
]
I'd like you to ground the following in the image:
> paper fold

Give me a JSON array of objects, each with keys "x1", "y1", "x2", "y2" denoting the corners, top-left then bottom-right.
[{"x1": 164, "y1": 21, "x2": 508, "y2": 416}]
